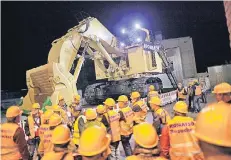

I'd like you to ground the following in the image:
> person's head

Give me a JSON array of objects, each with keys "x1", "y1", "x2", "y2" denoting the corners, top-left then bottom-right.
[
  {"x1": 49, "y1": 113, "x2": 63, "y2": 130},
  {"x1": 52, "y1": 104, "x2": 61, "y2": 115},
  {"x1": 195, "y1": 102, "x2": 231, "y2": 159},
  {"x1": 6, "y1": 106, "x2": 23, "y2": 123},
  {"x1": 149, "y1": 97, "x2": 161, "y2": 111},
  {"x1": 149, "y1": 85, "x2": 155, "y2": 92},
  {"x1": 85, "y1": 108, "x2": 97, "y2": 121},
  {"x1": 130, "y1": 92, "x2": 141, "y2": 104},
  {"x1": 32, "y1": 103, "x2": 40, "y2": 114},
  {"x1": 78, "y1": 126, "x2": 111, "y2": 160},
  {"x1": 117, "y1": 95, "x2": 129, "y2": 109},
  {"x1": 43, "y1": 110, "x2": 54, "y2": 124},
  {"x1": 52, "y1": 125, "x2": 71, "y2": 149},
  {"x1": 96, "y1": 105, "x2": 106, "y2": 115},
  {"x1": 74, "y1": 94, "x2": 81, "y2": 105},
  {"x1": 58, "y1": 95, "x2": 65, "y2": 106},
  {"x1": 133, "y1": 122, "x2": 159, "y2": 151},
  {"x1": 212, "y1": 82, "x2": 231, "y2": 103},
  {"x1": 173, "y1": 101, "x2": 188, "y2": 116},
  {"x1": 103, "y1": 98, "x2": 116, "y2": 110},
  {"x1": 178, "y1": 83, "x2": 183, "y2": 89}
]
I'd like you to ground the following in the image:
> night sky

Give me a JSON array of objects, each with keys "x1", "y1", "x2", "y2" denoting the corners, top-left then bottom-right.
[{"x1": 2, "y1": 1, "x2": 231, "y2": 91}]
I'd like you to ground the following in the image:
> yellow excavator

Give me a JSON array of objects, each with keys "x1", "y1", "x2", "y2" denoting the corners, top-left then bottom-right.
[{"x1": 21, "y1": 16, "x2": 178, "y2": 111}]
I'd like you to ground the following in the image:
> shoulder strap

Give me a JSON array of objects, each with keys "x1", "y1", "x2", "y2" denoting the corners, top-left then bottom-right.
[{"x1": 60, "y1": 152, "x2": 68, "y2": 160}]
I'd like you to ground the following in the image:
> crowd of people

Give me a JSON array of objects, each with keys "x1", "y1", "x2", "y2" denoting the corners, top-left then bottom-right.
[{"x1": 1, "y1": 82, "x2": 231, "y2": 160}]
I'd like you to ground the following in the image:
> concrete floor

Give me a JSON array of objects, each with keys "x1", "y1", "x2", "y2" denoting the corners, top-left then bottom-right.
[{"x1": 0, "y1": 93, "x2": 216, "y2": 160}]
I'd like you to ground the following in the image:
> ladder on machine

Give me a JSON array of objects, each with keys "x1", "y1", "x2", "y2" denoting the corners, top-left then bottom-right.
[{"x1": 156, "y1": 45, "x2": 178, "y2": 89}]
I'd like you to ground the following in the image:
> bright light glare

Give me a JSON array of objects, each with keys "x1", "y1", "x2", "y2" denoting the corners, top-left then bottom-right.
[
  {"x1": 136, "y1": 38, "x2": 141, "y2": 42},
  {"x1": 120, "y1": 42, "x2": 125, "y2": 47},
  {"x1": 121, "y1": 28, "x2": 126, "y2": 34},
  {"x1": 135, "y1": 23, "x2": 141, "y2": 29}
]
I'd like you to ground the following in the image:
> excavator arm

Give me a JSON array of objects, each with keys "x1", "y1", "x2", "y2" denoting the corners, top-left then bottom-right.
[{"x1": 21, "y1": 17, "x2": 126, "y2": 110}]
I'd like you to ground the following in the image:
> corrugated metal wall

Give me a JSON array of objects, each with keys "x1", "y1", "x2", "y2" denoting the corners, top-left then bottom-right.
[{"x1": 224, "y1": 1, "x2": 231, "y2": 48}]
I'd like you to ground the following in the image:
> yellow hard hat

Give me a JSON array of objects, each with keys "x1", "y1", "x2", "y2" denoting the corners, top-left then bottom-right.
[
  {"x1": 117, "y1": 95, "x2": 128, "y2": 102},
  {"x1": 52, "y1": 125, "x2": 71, "y2": 144},
  {"x1": 6, "y1": 106, "x2": 23, "y2": 118},
  {"x1": 74, "y1": 95, "x2": 81, "y2": 101},
  {"x1": 149, "y1": 97, "x2": 161, "y2": 106},
  {"x1": 149, "y1": 85, "x2": 155, "y2": 91},
  {"x1": 130, "y1": 92, "x2": 141, "y2": 99},
  {"x1": 96, "y1": 105, "x2": 106, "y2": 114},
  {"x1": 85, "y1": 108, "x2": 97, "y2": 120},
  {"x1": 103, "y1": 98, "x2": 116, "y2": 107},
  {"x1": 43, "y1": 110, "x2": 54, "y2": 120},
  {"x1": 173, "y1": 101, "x2": 188, "y2": 114},
  {"x1": 195, "y1": 102, "x2": 231, "y2": 147},
  {"x1": 52, "y1": 104, "x2": 61, "y2": 111},
  {"x1": 32, "y1": 103, "x2": 40, "y2": 109},
  {"x1": 78, "y1": 126, "x2": 111, "y2": 156},
  {"x1": 49, "y1": 113, "x2": 62, "y2": 127},
  {"x1": 212, "y1": 82, "x2": 231, "y2": 94},
  {"x1": 133, "y1": 122, "x2": 159, "y2": 148},
  {"x1": 58, "y1": 95, "x2": 64, "y2": 101}
]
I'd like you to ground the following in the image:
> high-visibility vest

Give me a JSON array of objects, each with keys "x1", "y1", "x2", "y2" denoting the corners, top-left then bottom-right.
[
  {"x1": 177, "y1": 88, "x2": 187, "y2": 100},
  {"x1": 38, "y1": 130, "x2": 53, "y2": 154},
  {"x1": 120, "y1": 106, "x2": 134, "y2": 136},
  {"x1": 39, "y1": 124, "x2": 49, "y2": 141},
  {"x1": 155, "y1": 108, "x2": 171, "y2": 124},
  {"x1": 195, "y1": 86, "x2": 202, "y2": 96},
  {"x1": 72, "y1": 115, "x2": 86, "y2": 145},
  {"x1": 42, "y1": 151, "x2": 74, "y2": 160},
  {"x1": 148, "y1": 91, "x2": 159, "y2": 99},
  {"x1": 84, "y1": 120, "x2": 106, "y2": 131},
  {"x1": 0, "y1": 123, "x2": 21, "y2": 160},
  {"x1": 28, "y1": 113, "x2": 41, "y2": 138},
  {"x1": 133, "y1": 100, "x2": 148, "y2": 124},
  {"x1": 126, "y1": 155, "x2": 167, "y2": 160},
  {"x1": 107, "y1": 110, "x2": 121, "y2": 142},
  {"x1": 168, "y1": 116, "x2": 204, "y2": 160}
]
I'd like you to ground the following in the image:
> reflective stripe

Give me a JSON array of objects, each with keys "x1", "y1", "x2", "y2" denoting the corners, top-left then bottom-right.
[
  {"x1": 173, "y1": 151, "x2": 201, "y2": 156},
  {"x1": 0, "y1": 149, "x2": 19, "y2": 155},
  {"x1": 171, "y1": 142, "x2": 196, "y2": 148},
  {"x1": 1, "y1": 146, "x2": 18, "y2": 149}
]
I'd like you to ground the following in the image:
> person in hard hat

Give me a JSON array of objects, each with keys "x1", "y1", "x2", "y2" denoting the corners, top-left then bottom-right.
[
  {"x1": 38, "y1": 113, "x2": 63, "y2": 157},
  {"x1": 194, "y1": 81, "x2": 203, "y2": 113},
  {"x1": 187, "y1": 82, "x2": 196, "y2": 112},
  {"x1": 195, "y1": 102, "x2": 231, "y2": 160},
  {"x1": 52, "y1": 104, "x2": 69, "y2": 124},
  {"x1": 39, "y1": 110, "x2": 54, "y2": 142},
  {"x1": 1, "y1": 106, "x2": 30, "y2": 160},
  {"x1": 201, "y1": 81, "x2": 207, "y2": 103},
  {"x1": 177, "y1": 83, "x2": 187, "y2": 101},
  {"x1": 126, "y1": 122, "x2": 167, "y2": 160},
  {"x1": 212, "y1": 82, "x2": 231, "y2": 104},
  {"x1": 148, "y1": 85, "x2": 159, "y2": 100},
  {"x1": 58, "y1": 95, "x2": 72, "y2": 127},
  {"x1": 96, "y1": 104, "x2": 107, "y2": 122},
  {"x1": 78, "y1": 126, "x2": 111, "y2": 160},
  {"x1": 83, "y1": 108, "x2": 106, "y2": 131},
  {"x1": 70, "y1": 94, "x2": 82, "y2": 121},
  {"x1": 72, "y1": 106, "x2": 86, "y2": 148},
  {"x1": 160, "y1": 101, "x2": 204, "y2": 160},
  {"x1": 58, "y1": 95, "x2": 67, "y2": 111},
  {"x1": 117, "y1": 95, "x2": 134, "y2": 156},
  {"x1": 149, "y1": 97, "x2": 171, "y2": 135},
  {"x1": 130, "y1": 91, "x2": 148, "y2": 125},
  {"x1": 25, "y1": 103, "x2": 43, "y2": 159},
  {"x1": 101, "y1": 98, "x2": 121, "y2": 160},
  {"x1": 42, "y1": 125, "x2": 74, "y2": 160}
]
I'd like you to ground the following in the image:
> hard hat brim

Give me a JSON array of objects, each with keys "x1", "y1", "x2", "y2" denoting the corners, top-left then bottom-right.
[
  {"x1": 6, "y1": 110, "x2": 23, "y2": 118},
  {"x1": 78, "y1": 134, "x2": 111, "y2": 156}
]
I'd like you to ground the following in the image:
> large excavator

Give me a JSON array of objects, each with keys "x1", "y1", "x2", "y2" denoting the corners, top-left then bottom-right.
[{"x1": 21, "y1": 16, "x2": 178, "y2": 110}]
